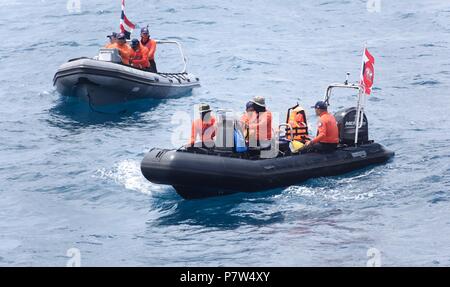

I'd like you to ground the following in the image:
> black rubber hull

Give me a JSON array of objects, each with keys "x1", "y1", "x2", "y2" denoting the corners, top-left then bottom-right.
[
  {"x1": 53, "y1": 58, "x2": 200, "y2": 105},
  {"x1": 141, "y1": 143, "x2": 394, "y2": 199}
]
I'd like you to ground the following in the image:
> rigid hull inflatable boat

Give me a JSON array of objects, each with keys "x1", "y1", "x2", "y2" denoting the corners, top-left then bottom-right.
[
  {"x1": 141, "y1": 78, "x2": 395, "y2": 199},
  {"x1": 53, "y1": 40, "x2": 200, "y2": 105},
  {"x1": 141, "y1": 143, "x2": 393, "y2": 199}
]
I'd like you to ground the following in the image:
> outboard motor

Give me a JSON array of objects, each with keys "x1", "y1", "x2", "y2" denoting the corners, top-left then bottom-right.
[{"x1": 334, "y1": 107, "x2": 369, "y2": 145}]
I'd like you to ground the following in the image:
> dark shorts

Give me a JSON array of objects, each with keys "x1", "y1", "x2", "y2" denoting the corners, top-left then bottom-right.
[
  {"x1": 309, "y1": 142, "x2": 338, "y2": 153},
  {"x1": 148, "y1": 59, "x2": 157, "y2": 73}
]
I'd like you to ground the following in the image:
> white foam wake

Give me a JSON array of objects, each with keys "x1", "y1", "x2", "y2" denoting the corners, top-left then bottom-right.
[
  {"x1": 283, "y1": 185, "x2": 376, "y2": 202},
  {"x1": 94, "y1": 159, "x2": 164, "y2": 195}
]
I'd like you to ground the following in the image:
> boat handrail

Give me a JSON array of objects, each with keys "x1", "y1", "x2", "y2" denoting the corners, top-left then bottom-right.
[
  {"x1": 155, "y1": 40, "x2": 188, "y2": 74},
  {"x1": 323, "y1": 82, "x2": 361, "y2": 105},
  {"x1": 278, "y1": 123, "x2": 294, "y2": 140}
]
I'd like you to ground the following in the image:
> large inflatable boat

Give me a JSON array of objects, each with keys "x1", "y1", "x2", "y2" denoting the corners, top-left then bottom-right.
[
  {"x1": 53, "y1": 40, "x2": 200, "y2": 105},
  {"x1": 141, "y1": 78, "x2": 395, "y2": 199},
  {"x1": 142, "y1": 143, "x2": 393, "y2": 199}
]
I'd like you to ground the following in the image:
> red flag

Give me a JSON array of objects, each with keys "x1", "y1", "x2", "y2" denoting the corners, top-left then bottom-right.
[
  {"x1": 360, "y1": 48, "x2": 375, "y2": 95},
  {"x1": 120, "y1": 0, "x2": 136, "y2": 39}
]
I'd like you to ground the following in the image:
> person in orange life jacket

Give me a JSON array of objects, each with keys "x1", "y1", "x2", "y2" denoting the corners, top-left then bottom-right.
[
  {"x1": 108, "y1": 32, "x2": 135, "y2": 65},
  {"x1": 304, "y1": 101, "x2": 339, "y2": 153},
  {"x1": 287, "y1": 106, "x2": 310, "y2": 142},
  {"x1": 190, "y1": 104, "x2": 217, "y2": 147},
  {"x1": 104, "y1": 32, "x2": 117, "y2": 48},
  {"x1": 130, "y1": 39, "x2": 149, "y2": 70},
  {"x1": 247, "y1": 96, "x2": 272, "y2": 148},
  {"x1": 240, "y1": 101, "x2": 255, "y2": 142},
  {"x1": 140, "y1": 27, "x2": 157, "y2": 73}
]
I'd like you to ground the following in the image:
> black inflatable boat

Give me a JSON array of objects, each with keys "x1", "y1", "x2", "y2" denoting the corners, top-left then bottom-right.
[
  {"x1": 141, "y1": 143, "x2": 393, "y2": 199},
  {"x1": 141, "y1": 78, "x2": 395, "y2": 199}
]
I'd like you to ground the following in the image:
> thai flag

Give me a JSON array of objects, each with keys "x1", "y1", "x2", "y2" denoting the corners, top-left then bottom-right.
[
  {"x1": 360, "y1": 48, "x2": 375, "y2": 95},
  {"x1": 120, "y1": 0, "x2": 136, "y2": 40}
]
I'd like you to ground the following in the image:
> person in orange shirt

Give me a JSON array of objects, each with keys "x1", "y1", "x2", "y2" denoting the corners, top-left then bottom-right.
[
  {"x1": 130, "y1": 39, "x2": 149, "y2": 70},
  {"x1": 247, "y1": 96, "x2": 272, "y2": 148},
  {"x1": 140, "y1": 27, "x2": 157, "y2": 73},
  {"x1": 304, "y1": 101, "x2": 339, "y2": 153},
  {"x1": 190, "y1": 104, "x2": 216, "y2": 147},
  {"x1": 104, "y1": 32, "x2": 117, "y2": 48},
  {"x1": 108, "y1": 33, "x2": 135, "y2": 65}
]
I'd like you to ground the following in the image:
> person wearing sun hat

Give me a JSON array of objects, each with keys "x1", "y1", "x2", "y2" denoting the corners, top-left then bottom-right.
[
  {"x1": 189, "y1": 103, "x2": 217, "y2": 147},
  {"x1": 247, "y1": 96, "x2": 272, "y2": 148}
]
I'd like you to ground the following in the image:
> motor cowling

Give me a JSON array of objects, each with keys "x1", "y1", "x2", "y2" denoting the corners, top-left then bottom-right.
[{"x1": 334, "y1": 107, "x2": 369, "y2": 145}]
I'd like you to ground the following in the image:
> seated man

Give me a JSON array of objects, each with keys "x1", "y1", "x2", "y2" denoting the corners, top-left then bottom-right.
[
  {"x1": 190, "y1": 104, "x2": 216, "y2": 147},
  {"x1": 130, "y1": 39, "x2": 149, "y2": 70},
  {"x1": 247, "y1": 96, "x2": 272, "y2": 149},
  {"x1": 108, "y1": 33, "x2": 135, "y2": 65},
  {"x1": 240, "y1": 101, "x2": 255, "y2": 143},
  {"x1": 304, "y1": 101, "x2": 339, "y2": 153}
]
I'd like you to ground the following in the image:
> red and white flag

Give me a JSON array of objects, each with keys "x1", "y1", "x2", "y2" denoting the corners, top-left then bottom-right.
[
  {"x1": 360, "y1": 48, "x2": 375, "y2": 95},
  {"x1": 120, "y1": 0, "x2": 136, "y2": 39}
]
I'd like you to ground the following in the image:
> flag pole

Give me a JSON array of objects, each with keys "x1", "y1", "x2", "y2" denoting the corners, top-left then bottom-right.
[{"x1": 354, "y1": 44, "x2": 367, "y2": 146}]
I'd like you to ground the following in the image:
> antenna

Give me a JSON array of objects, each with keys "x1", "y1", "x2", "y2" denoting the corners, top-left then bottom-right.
[{"x1": 345, "y1": 72, "x2": 350, "y2": 85}]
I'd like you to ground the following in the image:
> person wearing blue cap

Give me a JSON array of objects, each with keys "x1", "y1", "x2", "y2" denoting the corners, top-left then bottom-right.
[
  {"x1": 108, "y1": 32, "x2": 135, "y2": 65},
  {"x1": 304, "y1": 101, "x2": 339, "y2": 153},
  {"x1": 240, "y1": 101, "x2": 256, "y2": 142},
  {"x1": 140, "y1": 27, "x2": 158, "y2": 72},
  {"x1": 130, "y1": 38, "x2": 149, "y2": 70}
]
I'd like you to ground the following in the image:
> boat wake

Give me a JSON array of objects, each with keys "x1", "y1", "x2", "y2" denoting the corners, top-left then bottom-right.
[
  {"x1": 283, "y1": 185, "x2": 376, "y2": 202},
  {"x1": 283, "y1": 170, "x2": 382, "y2": 202},
  {"x1": 94, "y1": 159, "x2": 164, "y2": 195}
]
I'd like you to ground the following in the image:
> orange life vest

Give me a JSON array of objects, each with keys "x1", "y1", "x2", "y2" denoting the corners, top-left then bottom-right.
[
  {"x1": 131, "y1": 44, "x2": 149, "y2": 69},
  {"x1": 108, "y1": 42, "x2": 135, "y2": 65},
  {"x1": 286, "y1": 105, "x2": 310, "y2": 142},
  {"x1": 141, "y1": 38, "x2": 157, "y2": 60},
  {"x1": 248, "y1": 110, "x2": 272, "y2": 144},
  {"x1": 190, "y1": 116, "x2": 216, "y2": 146}
]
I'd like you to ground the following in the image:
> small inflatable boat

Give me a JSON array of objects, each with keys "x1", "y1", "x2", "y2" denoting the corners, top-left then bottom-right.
[
  {"x1": 53, "y1": 40, "x2": 200, "y2": 105},
  {"x1": 141, "y1": 78, "x2": 395, "y2": 199}
]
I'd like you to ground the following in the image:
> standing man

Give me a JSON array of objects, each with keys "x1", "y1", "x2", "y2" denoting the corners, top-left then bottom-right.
[
  {"x1": 304, "y1": 101, "x2": 339, "y2": 153},
  {"x1": 140, "y1": 27, "x2": 158, "y2": 73}
]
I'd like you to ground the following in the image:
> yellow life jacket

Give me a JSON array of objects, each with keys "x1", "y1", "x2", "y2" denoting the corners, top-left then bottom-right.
[{"x1": 286, "y1": 105, "x2": 310, "y2": 142}]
